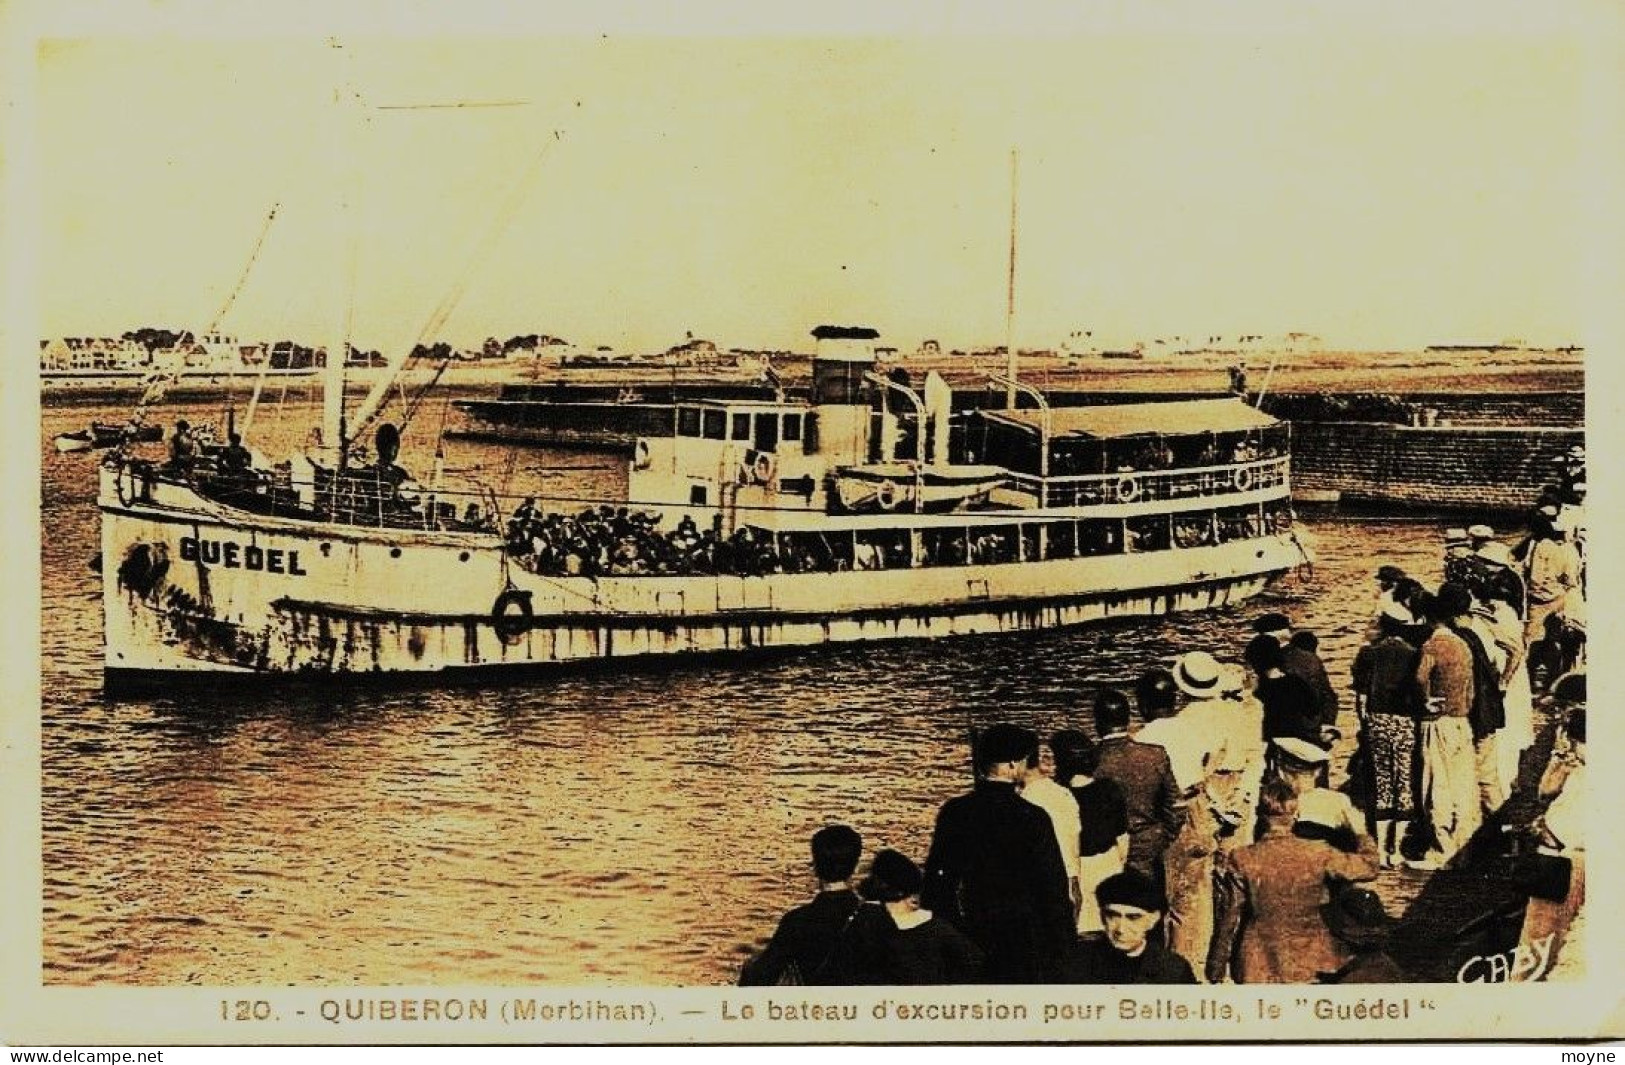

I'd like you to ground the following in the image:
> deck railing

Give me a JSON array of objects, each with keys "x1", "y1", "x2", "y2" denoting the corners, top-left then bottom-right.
[{"x1": 1005, "y1": 455, "x2": 1291, "y2": 508}]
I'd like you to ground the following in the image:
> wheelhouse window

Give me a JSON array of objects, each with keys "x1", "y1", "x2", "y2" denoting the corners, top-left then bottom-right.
[
  {"x1": 678, "y1": 407, "x2": 701, "y2": 437},
  {"x1": 753, "y1": 412, "x2": 780, "y2": 453},
  {"x1": 702, "y1": 410, "x2": 726, "y2": 440},
  {"x1": 731, "y1": 413, "x2": 752, "y2": 441},
  {"x1": 782, "y1": 413, "x2": 803, "y2": 442}
]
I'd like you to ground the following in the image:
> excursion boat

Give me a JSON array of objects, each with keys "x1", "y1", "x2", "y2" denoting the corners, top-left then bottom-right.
[
  {"x1": 54, "y1": 422, "x2": 164, "y2": 453},
  {"x1": 97, "y1": 325, "x2": 1306, "y2": 688}
]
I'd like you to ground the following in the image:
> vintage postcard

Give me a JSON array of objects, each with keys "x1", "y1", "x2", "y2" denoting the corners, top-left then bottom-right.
[{"x1": 3, "y1": 0, "x2": 1622, "y2": 1048}]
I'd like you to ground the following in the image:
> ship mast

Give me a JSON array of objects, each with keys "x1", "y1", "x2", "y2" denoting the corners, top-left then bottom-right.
[
  {"x1": 322, "y1": 39, "x2": 355, "y2": 465},
  {"x1": 1004, "y1": 148, "x2": 1019, "y2": 409}
]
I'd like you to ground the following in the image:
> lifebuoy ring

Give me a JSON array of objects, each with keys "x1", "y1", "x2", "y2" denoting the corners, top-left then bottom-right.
[
  {"x1": 875, "y1": 480, "x2": 899, "y2": 511},
  {"x1": 753, "y1": 452, "x2": 775, "y2": 483},
  {"x1": 633, "y1": 440, "x2": 652, "y2": 471},
  {"x1": 1115, "y1": 476, "x2": 1141, "y2": 504},
  {"x1": 1232, "y1": 466, "x2": 1254, "y2": 492},
  {"x1": 491, "y1": 588, "x2": 534, "y2": 642}
]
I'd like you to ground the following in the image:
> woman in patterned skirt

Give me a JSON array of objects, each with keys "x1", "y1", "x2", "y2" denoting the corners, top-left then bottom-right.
[{"x1": 1351, "y1": 603, "x2": 1424, "y2": 866}]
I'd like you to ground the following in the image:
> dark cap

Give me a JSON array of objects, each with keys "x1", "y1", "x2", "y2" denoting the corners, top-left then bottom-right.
[
  {"x1": 1243, "y1": 632, "x2": 1284, "y2": 673},
  {"x1": 1322, "y1": 885, "x2": 1398, "y2": 948},
  {"x1": 1095, "y1": 869, "x2": 1166, "y2": 914},
  {"x1": 860, "y1": 849, "x2": 923, "y2": 903},
  {"x1": 975, "y1": 723, "x2": 1037, "y2": 771},
  {"x1": 1436, "y1": 581, "x2": 1474, "y2": 618},
  {"x1": 1551, "y1": 671, "x2": 1586, "y2": 705},
  {"x1": 1376, "y1": 565, "x2": 1406, "y2": 582},
  {"x1": 1252, "y1": 612, "x2": 1292, "y2": 636}
]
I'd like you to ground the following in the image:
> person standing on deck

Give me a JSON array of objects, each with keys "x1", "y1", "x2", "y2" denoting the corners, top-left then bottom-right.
[
  {"x1": 1412, "y1": 590, "x2": 1481, "y2": 869},
  {"x1": 165, "y1": 418, "x2": 197, "y2": 475},
  {"x1": 1522, "y1": 678, "x2": 1586, "y2": 965},
  {"x1": 1475, "y1": 541, "x2": 1527, "y2": 618},
  {"x1": 1091, "y1": 690, "x2": 1182, "y2": 891},
  {"x1": 922, "y1": 725, "x2": 1074, "y2": 983}
]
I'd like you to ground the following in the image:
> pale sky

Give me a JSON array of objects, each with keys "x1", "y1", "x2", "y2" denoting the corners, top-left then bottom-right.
[{"x1": 27, "y1": 7, "x2": 1618, "y2": 354}]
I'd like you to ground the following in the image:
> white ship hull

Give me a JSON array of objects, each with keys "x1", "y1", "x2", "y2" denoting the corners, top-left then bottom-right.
[{"x1": 99, "y1": 469, "x2": 1299, "y2": 688}]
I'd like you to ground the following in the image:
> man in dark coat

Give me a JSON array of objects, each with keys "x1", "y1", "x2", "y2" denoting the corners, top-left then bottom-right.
[
  {"x1": 1090, "y1": 690, "x2": 1182, "y2": 886},
  {"x1": 1245, "y1": 633, "x2": 1325, "y2": 750},
  {"x1": 1257, "y1": 612, "x2": 1340, "y2": 735},
  {"x1": 739, "y1": 824, "x2": 863, "y2": 985},
  {"x1": 922, "y1": 724, "x2": 1074, "y2": 983},
  {"x1": 1062, "y1": 870, "x2": 1196, "y2": 984}
]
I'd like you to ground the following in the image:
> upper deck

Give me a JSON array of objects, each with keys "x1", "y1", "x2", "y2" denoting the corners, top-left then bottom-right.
[{"x1": 971, "y1": 397, "x2": 1290, "y2": 508}]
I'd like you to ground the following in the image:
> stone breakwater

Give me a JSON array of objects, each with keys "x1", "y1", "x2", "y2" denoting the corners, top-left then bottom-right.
[{"x1": 1287, "y1": 421, "x2": 1582, "y2": 512}]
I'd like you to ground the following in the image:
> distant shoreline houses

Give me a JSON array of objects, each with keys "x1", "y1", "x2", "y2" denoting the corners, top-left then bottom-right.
[{"x1": 40, "y1": 329, "x2": 1581, "y2": 375}]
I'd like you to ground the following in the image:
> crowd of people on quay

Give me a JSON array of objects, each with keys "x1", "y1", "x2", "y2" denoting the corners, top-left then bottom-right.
[{"x1": 740, "y1": 466, "x2": 1588, "y2": 986}]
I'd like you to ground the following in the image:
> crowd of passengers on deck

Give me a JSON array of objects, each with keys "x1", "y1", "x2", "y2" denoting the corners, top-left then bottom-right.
[{"x1": 504, "y1": 499, "x2": 1292, "y2": 579}]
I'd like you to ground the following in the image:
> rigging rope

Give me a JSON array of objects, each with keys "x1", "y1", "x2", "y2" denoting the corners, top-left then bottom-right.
[
  {"x1": 351, "y1": 129, "x2": 564, "y2": 446},
  {"x1": 129, "y1": 203, "x2": 281, "y2": 434}
]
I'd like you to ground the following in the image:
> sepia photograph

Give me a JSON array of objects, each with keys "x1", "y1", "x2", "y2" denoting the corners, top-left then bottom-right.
[{"x1": 5, "y1": 0, "x2": 1622, "y2": 1048}]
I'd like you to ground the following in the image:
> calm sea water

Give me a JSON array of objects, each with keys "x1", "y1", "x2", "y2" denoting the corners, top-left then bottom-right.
[{"x1": 40, "y1": 395, "x2": 1461, "y2": 986}]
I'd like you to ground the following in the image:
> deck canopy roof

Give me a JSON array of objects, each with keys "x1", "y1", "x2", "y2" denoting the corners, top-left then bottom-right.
[{"x1": 982, "y1": 398, "x2": 1280, "y2": 440}]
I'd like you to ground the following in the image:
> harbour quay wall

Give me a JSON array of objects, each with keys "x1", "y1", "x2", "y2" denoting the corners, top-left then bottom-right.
[
  {"x1": 1261, "y1": 391, "x2": 1582, "y2": 429},
  {"x1": 1289, "y1": 421, "x2": 1584, "y2": 512}
]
